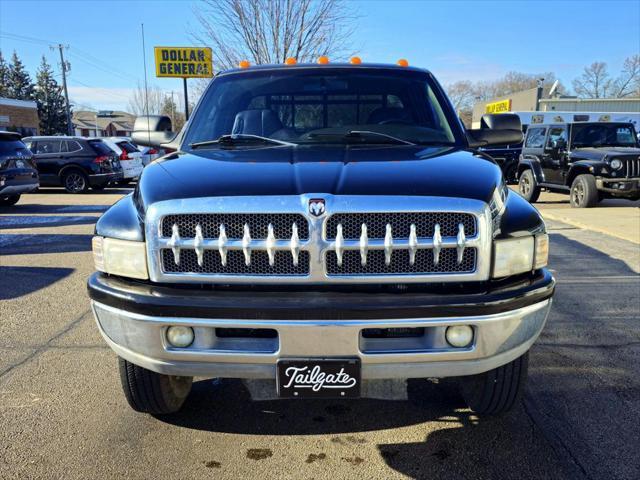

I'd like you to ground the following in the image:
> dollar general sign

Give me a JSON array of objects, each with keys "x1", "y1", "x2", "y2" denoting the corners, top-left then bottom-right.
[{"x1": 154, "y1": 47, "x2": 213, "y2": 78}]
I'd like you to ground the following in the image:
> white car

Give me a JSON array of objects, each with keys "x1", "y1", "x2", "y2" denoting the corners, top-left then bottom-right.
[
  {"x1": 100, "y1": 137, "x2": 144, "y2": 183},
  {"x1": 138, "y1": 146, "x2": 163, "y2": 166}
]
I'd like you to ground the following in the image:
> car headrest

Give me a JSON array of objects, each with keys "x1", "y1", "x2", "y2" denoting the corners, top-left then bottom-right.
[
  {"x1": 367, "y1": 107, "x2": 413, "y2": 124},
  {"x1": 232, "y1": 109, "x2": 284, "y2": 136}
]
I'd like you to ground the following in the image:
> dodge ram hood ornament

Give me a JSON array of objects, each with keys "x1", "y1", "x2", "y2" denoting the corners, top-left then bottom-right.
[{"x1": 308, "y1": 198, "x2": 326, "y2": 217}]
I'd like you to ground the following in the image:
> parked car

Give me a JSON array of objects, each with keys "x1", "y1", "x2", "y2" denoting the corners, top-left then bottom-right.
[
  {"x1": 138, "y1": 145, "x2": 163, "y2": 166},
  {"x1": 23, "y1": 136, "x2": 123, "y2": 193},
  {"x1": 101, "y1": 137, "x2": 144, "y2": 184},
  {"x1": 89, "y1": 61, "x2": 553, "y2": 416},
  {"x1": 517, "y1": 121, "x2": 640, "y2": 207},
  {"x1": 0, "y1": 131, "x2": 39, "y2": 206}
]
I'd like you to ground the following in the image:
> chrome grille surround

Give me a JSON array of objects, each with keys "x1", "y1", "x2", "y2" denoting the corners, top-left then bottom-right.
[{"x1": 145, "y1": 195, "x2": 493, "y2": 284}]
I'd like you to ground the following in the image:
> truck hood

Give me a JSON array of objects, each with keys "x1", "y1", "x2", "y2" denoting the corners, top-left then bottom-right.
[
  {"x1": 571, "y1": 146, "x2": 640, "y2": 160},
  {"x1": 136, "y1": 145, "x2": 503, "y2": 209}
]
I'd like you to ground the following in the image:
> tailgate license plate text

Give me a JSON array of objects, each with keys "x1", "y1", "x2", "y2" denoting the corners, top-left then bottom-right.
[{"x1": 277, "y1": 359, "x2": 361, "y2": 398}]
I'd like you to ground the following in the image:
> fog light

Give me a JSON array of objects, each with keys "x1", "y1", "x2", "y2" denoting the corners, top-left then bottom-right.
[
  {"x1": 166, "y1": 326, "x2": 194, "y2": 348},
  {"x1": 445, "y1": 325, "x2": 473, "y2": 348}
]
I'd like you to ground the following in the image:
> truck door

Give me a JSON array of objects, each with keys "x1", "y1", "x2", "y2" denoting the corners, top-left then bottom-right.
[{"x1": 541, "y1": 126, "x2": 568, "y2": 184}]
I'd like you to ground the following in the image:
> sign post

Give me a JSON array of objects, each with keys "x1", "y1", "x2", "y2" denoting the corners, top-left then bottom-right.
[{"x1": 154, "y1": 46, "x2": 213, "y2": 122}]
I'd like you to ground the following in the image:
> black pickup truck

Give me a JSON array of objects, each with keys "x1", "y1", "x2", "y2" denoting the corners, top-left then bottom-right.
[
  {"x1": 517, "y1": 121, "x2": 640, "y2": 207},
  {"x1": 88, "y1": 61, "x2": 554, "y2": 416}
]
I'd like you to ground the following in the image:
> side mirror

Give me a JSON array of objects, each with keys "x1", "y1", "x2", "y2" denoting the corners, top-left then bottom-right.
[
  {"x1": 467, "y1": 113, "x2": 523, "y2": 148},
  {"x1": 132, "y1": 115, "x2": 177, "y2": 148}
]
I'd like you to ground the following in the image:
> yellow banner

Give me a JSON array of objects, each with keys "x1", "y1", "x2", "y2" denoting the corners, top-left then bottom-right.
[
  {"x1": 485, "y1": 99, "x2": 512, "y2": 114},
  {"x1": 154, "y1": 47, "x2": 213, "y2": 78}
]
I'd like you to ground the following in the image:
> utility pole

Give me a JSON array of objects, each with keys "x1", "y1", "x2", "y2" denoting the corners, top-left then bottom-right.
[
  {"x1": 183, "y1": 78, "x2": 189, "y2": 121},
  {"x1": 56, "y1": 44, "x2": 73, "y2": 136}
]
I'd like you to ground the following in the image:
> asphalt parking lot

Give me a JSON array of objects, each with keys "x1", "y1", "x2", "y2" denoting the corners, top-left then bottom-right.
[{"x1": 1, "y1": 188, "x2": 639, "y2": 480}]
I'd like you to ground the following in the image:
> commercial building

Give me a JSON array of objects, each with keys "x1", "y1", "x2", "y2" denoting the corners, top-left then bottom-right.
[
  {"x1": 0, "y1": 97, "x2": 39, "y2": 136},
  {"x1": 73, "y1": 110, "x2": 136, "y2": 137},
  {"x1": 472, "y1": 86, "x2": 640, "y2": 127}
]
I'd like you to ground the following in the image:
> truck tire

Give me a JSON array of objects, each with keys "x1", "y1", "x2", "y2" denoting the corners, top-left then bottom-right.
[
  {"x1": 459, "y1": 352, "x2": 528, "y2": 415},
  {"x1": 61, "y1": 169, "x2": 89, "y2": 193},
  {"x1": 0, "y1": 194, "x2": 20, "y2": 206},
  {"x1": 570, "y1": 174, "x2": 598, "y2": 208},
  {"x1": 118, "y1": 357, "x2": 193, "y2": 415},
  {"x1": 518, "y1": 170, "x2": 540, "y2": 203}
]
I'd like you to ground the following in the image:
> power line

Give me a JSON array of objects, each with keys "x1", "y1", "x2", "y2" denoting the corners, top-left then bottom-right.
[{"x1": 0, "y1": 30, "x2": 139, "y2": 83}]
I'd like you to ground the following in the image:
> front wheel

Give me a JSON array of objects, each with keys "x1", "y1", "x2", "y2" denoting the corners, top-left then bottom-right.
[
  {"x1": 118, "y1": 357, "x2": 193, "y2": 414},
  {"x1": 518, "y1": 169, "x2": 540, "y2": 203},
  {"x1": 570, "y1": 174, "x2": 598, "y2": 208},
  {"x1": 0, "y1": 194, "x2": 20, "y2": 206},
  {"x1": 459, "y1": 352, "x2": 529, "y2": 415}
]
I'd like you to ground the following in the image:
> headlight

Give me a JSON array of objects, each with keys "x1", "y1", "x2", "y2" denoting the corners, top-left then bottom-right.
[
  {"x1": 610, "y1": 159, "x2": 623, "y2": 170},
  {"x1": 492, "y1": 233, "x2": 549, "y2": 278},
  {"x1": 92, "y1": 236, "x2": 148, "y2": 279}
]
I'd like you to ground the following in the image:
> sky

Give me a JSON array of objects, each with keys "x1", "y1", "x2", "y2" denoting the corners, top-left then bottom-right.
[{"x1": 1, "y1": 0, "x2": 639, "y2": 111}]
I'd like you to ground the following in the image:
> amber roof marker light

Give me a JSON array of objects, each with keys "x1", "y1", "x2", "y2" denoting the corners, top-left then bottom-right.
[
  {"x1": 350, "y1": 56, "x2": 362, "y2": 65},
  {"x1": 317, "y1": 55, "x2": 330, "y2": 64},
  {"x1": 285, "y1": 57, "x2": 297, "y2": 65},
  {"x1": 238, "y1": 59, "x2": 251, "y2": 68},
  {"x1": 397, "y1": 58, "x2": 409, "y2": 67}
]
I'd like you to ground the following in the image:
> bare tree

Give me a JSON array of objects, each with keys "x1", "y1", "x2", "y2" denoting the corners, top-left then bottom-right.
[
  {"x1": 572, "y1": 62, "x2": 612, "y2": 99},
  {"x1": 611, "y1": 55, "x2": 640, "y2": 98},
  {"x1": 446, "y1": 80, "x2": 476, "y2": 112},
  {"x1": 191, "y1": 0, "x2": 356, "y2": 71},
  {"x1": 128, "y1": 82, "x2": 165, "y2": 115}
]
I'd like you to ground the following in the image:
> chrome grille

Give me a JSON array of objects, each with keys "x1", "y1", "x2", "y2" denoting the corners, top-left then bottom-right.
[
  {"x1": 327, "y1": 212, "x2": 476, "y2": 239},
  {"x1": 161, "y1": 214, "x2": 309, "y2": 240},
  {"x1": 162, "y1": 249, "x2": 310, "y2": 275},
  {"x1": 623, "y1": 158, "x2": 640, "y2": 178},
  {"x1": 145, "y1": 195, "x2": 492, "y2": 284},
  {"x1": 326, "y1": 248, "x2": 476, "y2": 275}
]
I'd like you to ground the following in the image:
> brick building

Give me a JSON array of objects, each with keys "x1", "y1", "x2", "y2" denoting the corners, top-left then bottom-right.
[
  {"x1": 0, "y1": 97, "x2": 39, "y2": 136},
  {"x1": 73, "y1": 110, "x2": 136, "y2": 137}
]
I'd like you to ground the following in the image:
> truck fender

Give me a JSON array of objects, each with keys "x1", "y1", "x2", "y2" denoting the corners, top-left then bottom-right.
[
  {"x1": 517, "y1": 156, "x2": 544, "y2": 183},
  {"x1": 566, "y1": 161, "x2": 603, "y2": 187}
]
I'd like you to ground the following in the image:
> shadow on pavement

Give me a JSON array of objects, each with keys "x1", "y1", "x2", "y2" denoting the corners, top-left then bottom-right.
[
  {"x1": 0, "y1": 204, "x2": 109, "y2": 214},
  {"x1": 0, "y1": 215, "x2": 98, "y2": 229},
  {"x1": 0, "y1": 233, "x2": 93, "y2": 255},
  {"x1": 158, "y1": 378, "x2": 575, "y2": 479},
  {"x1": 0, "y1": 265, "x2": 75, "y2": 300}
]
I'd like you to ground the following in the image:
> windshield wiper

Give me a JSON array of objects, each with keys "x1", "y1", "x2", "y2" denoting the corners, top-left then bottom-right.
[
  {"x1": 190, "y1": 134, "x2": 296, "y2": 149},
  {"x1": 308, "y1": 130, "x2": 416, "y2": 145}
]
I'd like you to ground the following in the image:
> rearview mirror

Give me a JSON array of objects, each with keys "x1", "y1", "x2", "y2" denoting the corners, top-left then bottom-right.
[
  {"x1": 132, "y1": 115, "x2": 177, "y2": 148},
  {"x1": 467, "y1": 114, "x2": 523, "y2": 148}
]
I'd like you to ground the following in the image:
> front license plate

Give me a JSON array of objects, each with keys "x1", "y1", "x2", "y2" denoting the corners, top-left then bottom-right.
[{"x1": 277, "y1": 359, "x2": 361, "y2": 398}]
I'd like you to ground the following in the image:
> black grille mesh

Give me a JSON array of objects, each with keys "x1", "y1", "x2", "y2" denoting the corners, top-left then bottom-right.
[
  {"x1": 326, "y1": 248, "x2": 476, "y2": 275},
  {"x1": 326, "y1": 212, "x2": 476, "y2": 239},
  {"x1": 162, "y1": 249, "x2": 310, "y2": 275},
  {"x1": 161, "y1": 214, "x2": 309, "y2": 240}
]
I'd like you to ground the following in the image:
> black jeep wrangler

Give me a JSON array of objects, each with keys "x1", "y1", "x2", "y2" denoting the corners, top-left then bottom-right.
[
  {"x1": 88, "y1": 61, "x2": 554, "y2": 416},
  {"x1": 517, "y1": 121, "x2": 640, "y2": 207}
]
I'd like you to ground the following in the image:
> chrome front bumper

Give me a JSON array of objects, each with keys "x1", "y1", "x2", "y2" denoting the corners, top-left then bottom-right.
[{"x1": 92, "y1": 298, "x2": 551, "y2": 379}]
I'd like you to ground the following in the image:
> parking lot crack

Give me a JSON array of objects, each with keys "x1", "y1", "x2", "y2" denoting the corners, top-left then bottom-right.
[{"x1": 0, "y1": 308, "x2": 91, "y2": 380}]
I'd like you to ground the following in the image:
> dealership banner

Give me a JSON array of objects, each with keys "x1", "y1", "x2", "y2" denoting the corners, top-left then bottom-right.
[{"x1": 154, "y1": 47, "x2": 213, "y2": 78}]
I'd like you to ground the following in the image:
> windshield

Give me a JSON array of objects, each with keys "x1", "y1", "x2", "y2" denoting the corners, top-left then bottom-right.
[
  {"x1": 571, "y1": 123, "x2": 638, "y2": 148},
  {"x1": 183, "y1": 68, "x2": 459, "y2": 149}
]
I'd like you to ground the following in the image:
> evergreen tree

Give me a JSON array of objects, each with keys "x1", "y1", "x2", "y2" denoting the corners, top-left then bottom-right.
[
  {"x1": 7, "y1": 51, "x2": 34, "y2": 100},
  {"x1": 34, "y1": 56, "x2": 69, "y2": 135},
  {"x1": 0, "y1": 51, "x2": 9, "y2": 97}
]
